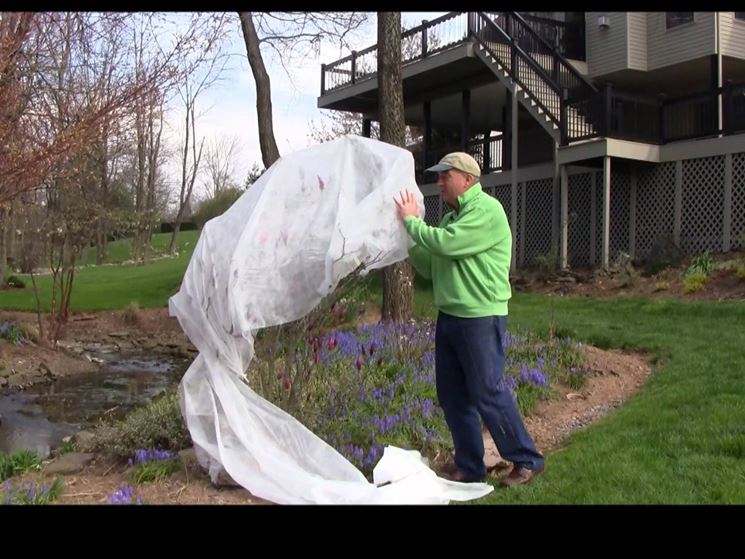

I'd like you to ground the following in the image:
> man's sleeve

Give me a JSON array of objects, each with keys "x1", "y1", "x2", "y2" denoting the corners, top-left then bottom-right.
[
  {"x1": 403, "y1": 207, "x2": 503, "y2": 258},
  {"x1": 407, "y1": 243, "x2": 432, "y2": 279}
]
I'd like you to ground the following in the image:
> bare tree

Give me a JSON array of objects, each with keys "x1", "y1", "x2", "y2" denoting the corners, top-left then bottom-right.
[
  {"x1": 203, "y1": 134, "x2": 242, "y2": 198},
  {"x1": 168, "y1": 79, "x2": 205, "y2": 254},
  {"x1": 308, "y1": 110, "x2": 378, "y2": 145},
  {"x1": 238, "y1": 12, "x2": 279, "y2": 169},
  {"x1": 167, "y1": 19, "x2": 232, "y2": 254},
  {"x1": 0, "y1": 12, "x2": 229, "y2": 344},
  {"x1": 237, "y1": 12, "x2": 369, "y2": 168},
  {"x1": 0, "y1": 203, "x2": 9, "y2": 286},
  {"x1": 0, "y1": 12, "x2": 227, "y2": 207},
  {"x1": 378, "y1": 12, "x2": 413, "y2": 322}
]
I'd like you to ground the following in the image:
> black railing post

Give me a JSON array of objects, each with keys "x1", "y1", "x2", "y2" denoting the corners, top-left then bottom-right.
[
  {"x1": 560, "y1": 88, "x2": 569, "y2": 145},
  {"x1": 351, "y1": 51, "x2": 357, "y2": 85},
  {"x1": 506, "y1": 13, "x2": 517, "y2": 77},
  {"x1": 723, "y1": 80, "x2": 733, "y2": 135},
  {"x1": 483, "y1": 134, "x2": 491, "y2": 172},
  {"x1": 423, "y1": 101, "x2": 432, "y2": 168},
  {"x1": 603, "y1": 83, "x2": 613, "y2": 137},
  {"x1": 321, "y1": 63, "x2": 326, "y2": 94},
  {"x1": 658, "y1": 94, "x2": 666, "y2": 143},
  {"x1": 552, "y1": 40, "x2": 560, "y2": 85},
  {"x1": 461, "y1": 89, "x2": 471, "y2": 151},
  {"x1": 421, "y1": 20, "x2": 428, "y2": 58}
]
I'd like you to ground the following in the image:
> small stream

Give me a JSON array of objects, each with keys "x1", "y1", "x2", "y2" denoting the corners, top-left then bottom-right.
[{"x1": 0, "y1": 354, "x2": 185, "y2": 458}]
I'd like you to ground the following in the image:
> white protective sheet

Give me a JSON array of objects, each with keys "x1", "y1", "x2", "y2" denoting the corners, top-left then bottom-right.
[{"x1": 168, "y1": 135, "x2": 493, "y2": 504}]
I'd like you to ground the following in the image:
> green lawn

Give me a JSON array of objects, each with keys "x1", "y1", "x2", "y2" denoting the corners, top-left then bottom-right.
[
  {"x1": 76, "y1": 229, "x2": 196, "y2": 267},
  {"x1": 476, "y1": 294, "x2": 745, "y2": 504},
  {"x1": 0, "y1": 231, "x2": 198, "y2": 311}
]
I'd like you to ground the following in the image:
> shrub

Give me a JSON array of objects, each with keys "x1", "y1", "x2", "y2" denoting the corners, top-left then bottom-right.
[
  {"x1": 193, "y1": 188, "x2": 243, "y2": 229},
  {"x1": 5, "y1": 275, "x2": 25, "y2": 288},
  {"x1": 642, "y1": 235, "x2": 684, "y2": 276},
  {"x1": 0, "y1": 321, "x2": 28, "y2": 345},
  {"x1": 736, "y1": 262, "x2": 745, "y2": 282},
  {"x1": 654, "y1": 281, "x2": 670, "y2": 292},
  {"x1": 683, "y1": 271, "x2": 707, "y2": 293},
  {"x1": 92, "y1": 391, "x2": 190, "y2": 460},
  {"x1": 685, "y1": 251, "x2": 714, "y2": 278}
]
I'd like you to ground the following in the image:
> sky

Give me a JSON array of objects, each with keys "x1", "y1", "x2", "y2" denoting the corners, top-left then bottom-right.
[{"x1": 163, "y1": 12, "x2": 446, "y2": 200}]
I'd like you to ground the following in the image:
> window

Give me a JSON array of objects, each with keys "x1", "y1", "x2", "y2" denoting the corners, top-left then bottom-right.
[
  {"x1": 735, "y1": 13, "x2": 745, "y2": 21},
  {"x1": 666, "y1": 12, "x2": 694, "y2": 29}
]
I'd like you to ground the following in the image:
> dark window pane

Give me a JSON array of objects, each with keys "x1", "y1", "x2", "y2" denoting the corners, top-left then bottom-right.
[{"x1": 666, "y1": 12, "x2": 694, "y2": 28}]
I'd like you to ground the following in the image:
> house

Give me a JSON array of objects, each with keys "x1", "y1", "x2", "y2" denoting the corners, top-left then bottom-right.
[{"x1": 317, "y1": 12, "x2": 745, "y2": 269}]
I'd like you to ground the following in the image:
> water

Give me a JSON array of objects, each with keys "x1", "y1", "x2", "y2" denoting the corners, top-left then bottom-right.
[{"x1": 0, "y1": 355, "x2": 183, "y2": 458}]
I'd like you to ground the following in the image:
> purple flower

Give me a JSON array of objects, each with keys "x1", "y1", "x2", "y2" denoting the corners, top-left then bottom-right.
[
  {"x1": 109, "y1": 484, "x2": 142, "y2": 505},
  {"x1": 133, "y1": 448, "x2": 176, "y2": 464}
]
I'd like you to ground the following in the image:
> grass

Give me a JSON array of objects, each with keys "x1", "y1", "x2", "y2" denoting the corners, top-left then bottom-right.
[
  {"x1": 474, "y1": 294, "x2": 745, "y2": 504},
  {"x1": 0, "y1": 450, "x2": 43, "y2": 481},
  {"x1": 0, "y1": 231, "x2": 198, "y2": 311},
  {"x1": 77, "y1": 230, "x2": 195, "y2": 266}
]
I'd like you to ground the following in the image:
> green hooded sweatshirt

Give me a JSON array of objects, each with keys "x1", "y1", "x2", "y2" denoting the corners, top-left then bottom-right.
[{"x1": 403, "y1": 182, "x2": 512, "y2": 317}]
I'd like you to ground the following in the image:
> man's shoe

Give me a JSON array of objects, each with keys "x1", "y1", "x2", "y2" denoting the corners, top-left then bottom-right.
[
  {"x1": 439, "y1": 462, "x2": 485, "y2": 483},
  {"x1": 499, "y1": 465, "x2": 544, "y2": 487},
  {"x1": 448, "y1": 469, "x2": 485, "y2": 483}
]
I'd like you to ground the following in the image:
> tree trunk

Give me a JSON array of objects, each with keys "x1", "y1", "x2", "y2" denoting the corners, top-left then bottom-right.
[
  {"x1": 239, "y1": 12, "x2": 281, "y2": 168},
  {"x1": 0, "y1": 204, "x2": 8, "y2": 286},
  {"x1": 378, "y1": 12, "x2": 413, "y2": 322},
  {"x1": 96, "y1": 134, "x2": 109, "y2": 265},
  {"x1": 169, "y1": 214, "x2": 183, "y2": 255}
]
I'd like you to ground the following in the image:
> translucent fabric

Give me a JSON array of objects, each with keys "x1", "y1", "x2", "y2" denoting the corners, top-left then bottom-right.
[{"x1": 169, "y1": 135, "x2": 493, "y2": 504}]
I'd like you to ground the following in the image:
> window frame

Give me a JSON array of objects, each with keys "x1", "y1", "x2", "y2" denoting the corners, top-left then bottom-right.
[{"x1": 666, "y1": 12, "x2": 695, "y2": 30}]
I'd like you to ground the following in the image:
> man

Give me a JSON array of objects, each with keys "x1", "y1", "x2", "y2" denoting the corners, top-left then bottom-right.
[{"x1": 394, "y1": 152, "x2": 544, "y2": 487}]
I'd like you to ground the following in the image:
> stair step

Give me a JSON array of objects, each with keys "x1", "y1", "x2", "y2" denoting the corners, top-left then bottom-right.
[{"x1": 476, "y1": 37, "x2": 596, "y2": 136}]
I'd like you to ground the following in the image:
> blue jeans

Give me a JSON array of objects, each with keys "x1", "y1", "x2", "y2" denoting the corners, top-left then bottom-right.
[{"x1": 435, "y1": 312, "x2": 544, "y2": 480}]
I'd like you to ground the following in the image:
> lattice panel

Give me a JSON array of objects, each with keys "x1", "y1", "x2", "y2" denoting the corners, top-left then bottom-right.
[
  {"x1": 609, "y1": 168, "x2": 631, "y2": 263},
  {"x1": 423, "y1": 194, "x2": 441, "y2": 226},
  {"x1": 492, "y1": 185, "x2": 512, "y2": 216},
  {"x1": 523, "y1": 178, "x2": 554, "y2": 265},
  {"x1": 681, "y1": 156, "x2": 724, "y2": 254},
  {"x1": 568, "y1": 172, "x2": 593, "y2": 268},
  {"x1": 594, "y1": 174, "x2": 602, "y2": 266},
  {"x1": 515, "y1": 185, "x2": 522, "y2": 264},
  {"x1": 635, "y1": 162, "x2": 676, "y2": 258},
  {"x1": 732, "y1": 153, "x2": 745, "y2": 250}
]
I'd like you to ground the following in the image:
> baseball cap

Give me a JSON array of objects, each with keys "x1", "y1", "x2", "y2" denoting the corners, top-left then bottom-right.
[{"x1": 425, "y1": 152, "x2": 481, "y2": 177}]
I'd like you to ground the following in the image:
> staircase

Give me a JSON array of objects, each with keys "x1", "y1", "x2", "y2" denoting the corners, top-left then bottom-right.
[{"x1": 469, "y1": 12, "x2": 598, "y2": 144}]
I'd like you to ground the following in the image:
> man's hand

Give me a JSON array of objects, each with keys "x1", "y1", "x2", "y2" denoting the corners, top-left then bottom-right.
[{"x1": 395, "y1": 190, "x2": 420, "y2": 220}]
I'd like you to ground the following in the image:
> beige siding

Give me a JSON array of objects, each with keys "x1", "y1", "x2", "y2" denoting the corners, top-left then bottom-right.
[
  {"x1": 586, "y1": 12, "x2": 629, "y2": 78},
  {"x1": 627, "y1": 13, "x2": 648, "y2": 70},
  {"x1": 647, "y1": 12, "x2": 716, "y2": 70},
  {"x1": 719, "y1": 12, "x2": 745, "y2": 59}
]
